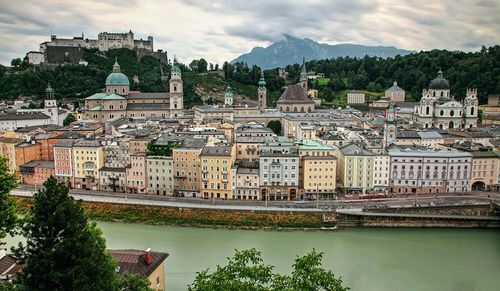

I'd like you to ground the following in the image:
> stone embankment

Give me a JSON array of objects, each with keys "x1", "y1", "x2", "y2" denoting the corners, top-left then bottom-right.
[{"x1": 331, "y1": 204, "x2": 500, "y2": 228}]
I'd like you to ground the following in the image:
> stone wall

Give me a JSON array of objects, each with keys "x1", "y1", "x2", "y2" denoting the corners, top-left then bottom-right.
[{"x1": 365, "y1": 204, "x2": 494, "y2": 217}]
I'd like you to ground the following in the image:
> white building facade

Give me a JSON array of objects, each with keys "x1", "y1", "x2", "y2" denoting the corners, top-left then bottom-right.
[
  {"x1": 388, "y1": 145, "x2": 472, "y2": 195},
  {"x1": 414, "y1": 71, "x2": 478, "y2": 130}
]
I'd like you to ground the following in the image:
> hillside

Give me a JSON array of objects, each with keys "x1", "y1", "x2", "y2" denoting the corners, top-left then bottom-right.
[
  {"x1": 1, "y1": 46, "x2": 498, "y2": 108},
  {"x1": 232, "y1": 34, "x2": 414, "y2": 69},
  {"x1": 0, "y1": 49, "x2": 257, "y2": 108}
]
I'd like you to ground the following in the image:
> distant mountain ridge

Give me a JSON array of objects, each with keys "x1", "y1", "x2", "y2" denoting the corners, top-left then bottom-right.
[{"x1": 232, "y1": 34, "x2": 414, "y2": 69}]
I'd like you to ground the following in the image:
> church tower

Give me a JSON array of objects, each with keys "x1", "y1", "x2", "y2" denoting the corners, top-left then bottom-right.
[
  {"x1": 383, "y1": 100, "x2": 397, "y2": 151},
  {"x1": 258, "y1": 72, "x2": 267, "y2": 112},
  {"x1": 299, "y1": 57, "x2": 308, "y2": 92},
  {"x1": 169, "y1": 60, "x2": 184, "y2": 117},
  {"x1": 224, "y1": 84, "x2": 233, "y2": 106},
  {"x1": 464, "y1": 88, "x2": 478, "y2": 129},
  {"x1": 44, "y1": 82, "x2": 59, "y2": 125}
]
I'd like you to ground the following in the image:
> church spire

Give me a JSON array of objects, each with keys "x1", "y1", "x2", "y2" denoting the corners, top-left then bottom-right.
[
  {"x1": 301, "y1": 57, "x2": 307, "y2": 75},
  {"x1": 45, "y1": 82, "x2": 54, "y2": 99},
  {"x1": 258, "y1": 72, "x2": 266, "y2": 88},
  {"x1": 112, "y1": 58, "x2": 121, "y2": 72}
]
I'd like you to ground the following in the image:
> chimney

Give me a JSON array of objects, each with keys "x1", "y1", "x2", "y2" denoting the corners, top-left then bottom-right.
[{"x1": 145, "y1": 248, "x2": 152, "y2": 265}]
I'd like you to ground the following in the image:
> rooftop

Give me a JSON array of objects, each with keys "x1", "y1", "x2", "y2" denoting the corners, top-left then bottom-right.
[
  {"x1": 388, "y1": 145, "x2": 473, "y2": 158},
  {"x1": 20, "y1": 160, "x2": 55, "y2": 169},
  {"x1": 74, "y1": 139, "x2": 102, "y2": 147},
  {"x1": 277, "y1": 84, "x2": 314, "y2": 104},
  {"x1": 340, "y1": 143, "x2": 374, "y2": 156},
  {"x1": 108, "y1": 249, "x2": 168, "y2": 277},
  {"x1": 201, "y1": 145, "x2": 233, "y2": 156},
  {"x1": 0, "y1": 111, "x2": 49, "y2": 120},
  {"x1": 296, "y1": 139, "x2": 335, "y2": 151}
]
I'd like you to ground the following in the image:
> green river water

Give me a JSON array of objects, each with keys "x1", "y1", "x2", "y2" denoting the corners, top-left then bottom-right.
[{"x1": 5, "y1": 222, "x2": 500, "y2": 291}]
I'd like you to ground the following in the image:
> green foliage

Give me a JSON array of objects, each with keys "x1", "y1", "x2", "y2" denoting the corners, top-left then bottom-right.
[
  {"x1": 15, "y1": 177, "x2": 118, "y2": 291},
  {"x1": 146, "y1": 140, "x2": 180, "y2": 156},
  {"x1": 63, "y1": 113, "x2": 77, "y2": 126},
  {"x1": 116, "y1": 273, "x2": 153, "y2": 291},
  {"x1": 297, "y1": 46, "x2": 500, "y2": 104},
  {"x1": 0, "y1": 157, "x2": 17, "y2": 246},
  {"x1": 188, "y1": 248, "x2": 348, "y2": 291},
  {"x1": 266, "y1": 120, "x2": 282, "y2": 135}
]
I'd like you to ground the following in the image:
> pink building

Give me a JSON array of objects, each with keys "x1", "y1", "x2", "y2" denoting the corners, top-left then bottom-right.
[
  {"x1": 126, "y1": 152, "x2": 147, "y2": 193},
  {"x1": 385, "y1": 81, "x2": 405, "y2": 102},
  {"x1": 53, "y1": 140, "x2": 75, "y2": 187},
  {"x1": 19, "y1": 160, "x2": 55, "y2": 186}
]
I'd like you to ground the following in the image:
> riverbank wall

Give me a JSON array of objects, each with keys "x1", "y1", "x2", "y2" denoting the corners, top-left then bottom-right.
[
  {"x1": 332, "y1": 204, "x2": 500, "y2": 228},
  {"x1": 14, "y1": 197, "x2": 329, "y2": 229}
]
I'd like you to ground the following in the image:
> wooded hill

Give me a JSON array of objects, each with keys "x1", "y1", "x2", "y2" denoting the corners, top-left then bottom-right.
[{"x1": 1, "y1": 46, "x2": 498, "y2": 108}]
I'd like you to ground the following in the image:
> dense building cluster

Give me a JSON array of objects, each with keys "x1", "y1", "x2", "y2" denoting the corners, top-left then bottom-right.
[{"x1": 1, "y1": 61, "x2": 499, "y2": 199}]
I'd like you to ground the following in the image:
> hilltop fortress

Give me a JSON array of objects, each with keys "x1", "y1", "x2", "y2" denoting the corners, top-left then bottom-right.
[
  {"x1": 40, "y1": 30, "x2": 153, "y2": 52},
  {"x1": 27, "y1": 31, "x2": 167, "y2": 66}
]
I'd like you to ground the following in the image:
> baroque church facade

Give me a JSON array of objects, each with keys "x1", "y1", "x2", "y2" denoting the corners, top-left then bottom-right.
[
  {"x1": 414, "y1": 71, "x2": 478, "y2": 130},
  {"x1": 84, "y1": 60, "x2": 183, "y2": 122}
]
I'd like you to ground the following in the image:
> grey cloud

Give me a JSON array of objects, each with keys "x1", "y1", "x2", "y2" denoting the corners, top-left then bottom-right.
[{"x1": 0, "y1": 0, "x2": 499, "y2": 65}]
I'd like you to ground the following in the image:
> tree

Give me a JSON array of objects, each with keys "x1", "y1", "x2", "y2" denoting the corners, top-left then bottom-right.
[
  {"x1": 267, "y1": 120, "x2": 282, "y2": 135},
  {"x1": 188, "y1": 248, "x2": 348, "y2": 291},
  {"x1": 0, "y1": 157, "x2": 17, "y2": 246},
  {"x1": 116, "y1": 273, "x2": 153, "y2": 291},
  {"x1": 15, "y1": 177, "x2": 118, "y2": 291},
  {"x1": 198, "y1": 58, "x2": 208, "y2": 73},
  {"x1": 63, "y1": 113, "x2": 77, "y2": 126},
  {"x1": 11, "y1": 58, "x2": 22, "y2": 68}
]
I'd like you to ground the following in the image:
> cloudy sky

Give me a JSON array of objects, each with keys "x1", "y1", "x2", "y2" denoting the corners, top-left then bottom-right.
[{"x1": 1, "y1": 0, "x2": 499, "y2": 65}]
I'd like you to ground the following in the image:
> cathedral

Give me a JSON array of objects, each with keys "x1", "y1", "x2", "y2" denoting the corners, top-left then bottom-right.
[
  {"x1": 84, "y1": 60, "x2": 183, "y2": 122},
  {"x1": 414, "y1": 71, "x2": 478, "y2": 130}
]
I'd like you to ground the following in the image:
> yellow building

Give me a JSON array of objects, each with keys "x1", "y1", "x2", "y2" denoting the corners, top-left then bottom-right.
[
  {"x1": 200, "y1": 144, "x2": 236, "y2": 199},
  {"x1": 72, "y1": 139, "x2": 104, "y2": 190},
  {"x1": 303, "y1": 156, "x2": 337, "y2": 198},
  {"x1": 0, "y1": 137, "x2": 23, "y2": 173},
  {"x1": 337, "y1": 144, "x2": 375, "y2": 194},
  {"x1": 471, "y1": 151, "x2": 500, "y2": 191},
  {"x1": 297, "y1": 139, "x2": 337, "y2": 198}
]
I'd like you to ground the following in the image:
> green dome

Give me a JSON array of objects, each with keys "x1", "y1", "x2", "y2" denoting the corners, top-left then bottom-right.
[
  {"x1": 171, "y1": 64, "x2": 181, "y2": 74},
  {"x1": 105, "y1": 72, "x2": 130, "y2": 86}
]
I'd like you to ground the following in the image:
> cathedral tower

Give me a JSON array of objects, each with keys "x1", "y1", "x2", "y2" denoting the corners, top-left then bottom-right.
[
  {"x1": 258, "y1": 72, "x2": 267, "y2": 112},
  {"x1": 169, "y1": 60, "x2": 184, "y2": 117}
]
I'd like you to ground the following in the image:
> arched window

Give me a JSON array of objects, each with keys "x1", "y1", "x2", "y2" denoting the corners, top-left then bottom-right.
[
  {"x1": 449, "y1": 121, "x2": 454, "y2": 129},
  {"x1": 426, "y1": 106, "x2": 430, "y2": 115},
  {"x1": 425, "y1": 123, "x2": 429, "y2": 129},
  {"x1": 440, "y1": 110, "x2": 444, "y2": 116},
  {"x1": 294, "y1": 107, "x2": 297, "y2": 112},
  {"x1": 114, "y1": 89, "x2": 117, "y2": 93},
  {"x1": 109, "y1": 105, "x2": 113, "y2": 110},
  {"x1": 301, "y1": 106, "x2": 304, "y2": 112},
  {"x1": 441, "y1": 91, "x2": 443, "y2": 97},
  {"x1": 308, "y1": 107, "x2": 312, "y2": 112},
  {"x1": 433, "y1": 92, "x2": 435, "y2": 97},
  {"x1": 450, "y1": 110, "x2": 454, "y2": 117},
  {"x1": 470, "y1": 107, "x2": 475, "y2": 115},
  {"x1": 439, "y1": 124, "x2": 443, "y2": 129},
  {"x1": 286, "y1": 106, "x2": 289, "y2": 111}
]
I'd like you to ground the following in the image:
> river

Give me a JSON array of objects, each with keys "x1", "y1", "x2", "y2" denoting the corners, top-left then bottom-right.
[{"x1": 5, "y1": 222, "x2": 500, "y2": 291}]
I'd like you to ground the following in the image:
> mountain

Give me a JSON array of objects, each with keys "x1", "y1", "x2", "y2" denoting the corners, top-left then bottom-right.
[{"x1": 232, "y1": 34, "x2": 414, "y2": 69}]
